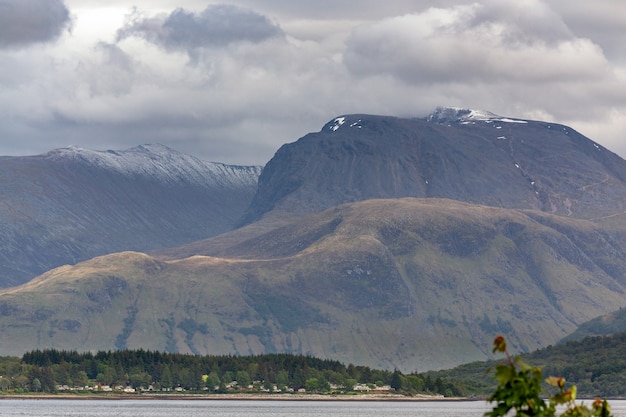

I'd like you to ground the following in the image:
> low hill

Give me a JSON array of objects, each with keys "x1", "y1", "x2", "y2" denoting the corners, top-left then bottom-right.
[
  {"x1": 0, "y1": 144, "x2": 261, "y2": 287},
  {"x1": 429, "y1": 332, "x2": 626, "y2": 398},
  {"x1": 560, "y1": 308, "x2": 626, "y2": 343},
  {"x1": 3, "y1": 198, "x2": 626, "y2": 372}
]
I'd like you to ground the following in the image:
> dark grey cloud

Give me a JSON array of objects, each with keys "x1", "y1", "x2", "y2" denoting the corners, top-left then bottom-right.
[
  {"x1": 116, "y1": 4, "x2": 284, "y2": 53},
  {"x1": 0, "y1": 0, "x2": 71, "y2": 48}
]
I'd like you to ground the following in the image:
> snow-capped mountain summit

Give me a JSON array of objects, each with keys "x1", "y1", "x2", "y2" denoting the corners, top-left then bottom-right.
[
  {"x1": 0, "y1": 145, "x2": 262, "y2": 287},
  {"x1": 242, "y1": 112, "x2": 626, "y2": 225},
  {"x1": 45, "y1": 144, "x2": 261, "y2": 188},
  {"x1": 426, "y1": 106, "x2": 528, "y2": 124}
]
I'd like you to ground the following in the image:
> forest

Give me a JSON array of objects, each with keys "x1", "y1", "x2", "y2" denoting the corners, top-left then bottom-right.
[
  {"x1": 0, "y1": 349, "x2": 462, "y2": 396},
  {"x1": 428, "y1": 331, "x2": 626, "y2": 398},
  {"x1": 7, "y1": 332, "x2": 626, "y2": 398}
]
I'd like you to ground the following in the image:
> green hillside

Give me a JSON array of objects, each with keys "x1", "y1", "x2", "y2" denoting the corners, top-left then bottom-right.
[
  {"x1": 2, "y1": 198, "x2": 626, "y2": 372},
  {"x1": 561, "y1": 308, "x2": 626, "y2": 343},
  {"x1": 429, "y1": 332, "x2": 626, "y2": 398}
]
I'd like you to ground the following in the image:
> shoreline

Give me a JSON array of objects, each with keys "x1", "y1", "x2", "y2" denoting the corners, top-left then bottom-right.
[{"x1": 0, "y1": 393, "x2": 480, "y2": 402}]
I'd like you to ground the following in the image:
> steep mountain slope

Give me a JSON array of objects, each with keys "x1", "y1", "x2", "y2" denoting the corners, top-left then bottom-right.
[
  {"x1": 0, "y1": 144, "x2": 261, "y2": 287},
  {"x1": 241, "y1": 109, "x2": 626, "y2": 224},
  {"x1": 3, "y1": 198, "x2": 626, "y2": 372}
]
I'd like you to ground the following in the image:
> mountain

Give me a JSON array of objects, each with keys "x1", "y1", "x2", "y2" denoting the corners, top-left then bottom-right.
[
  {"x1": 3, "y1": 109, "x2": 626, "y2": 372},
  {"x1": 3, "y1": 198, "x2": 626, "y2": 372},
  {"x1": 241, "y1": 108, "x2": 626, "y2": 224},
  {"x1": 0, "y1": 144, "x2": 261, "y2": 287}
]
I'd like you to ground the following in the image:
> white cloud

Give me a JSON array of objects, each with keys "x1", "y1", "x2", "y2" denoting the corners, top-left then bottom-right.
[
  {"x1": 0, "y1": 0, "x2": 624, "y2": 166},
  {"x1": 344, "y1": 3, "x2": 611, "y2": 84}
]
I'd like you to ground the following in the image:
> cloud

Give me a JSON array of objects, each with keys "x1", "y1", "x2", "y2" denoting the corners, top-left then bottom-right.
[
  {"x1": 344, "y1": 1, "x2": 610, "y2": 84},
  {"x1": 0, "y1": 0, "x2": 71, "y2": 48},
  {"x1": 550, "y1": 0, "x2": 626, "y2": 64},
  {"x1": 0, "y1": 0, "x2": 624, "y2": 167},
  {"x1": 77, "y1": 42, "x2": 135, "y2": 97},
  {"x1": 467, "y1": 0, "x2": 573, "y2": 44},
  {"x1": 116, "y1": 4, "x2": 284, "y2": 54},
  {"x1": 39, "y1": 32, "x2": 345, "y2": 164}
]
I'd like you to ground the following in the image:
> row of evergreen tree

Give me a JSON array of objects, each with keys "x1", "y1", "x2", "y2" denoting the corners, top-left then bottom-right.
[{"x1": 0, "y1": 349, "x2": 463, "y2": 396}]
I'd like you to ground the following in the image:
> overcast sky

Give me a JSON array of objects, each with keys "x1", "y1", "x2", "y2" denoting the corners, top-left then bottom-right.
[{"x1": 1, "y1": 0, "x2": 624, "y2": 165}]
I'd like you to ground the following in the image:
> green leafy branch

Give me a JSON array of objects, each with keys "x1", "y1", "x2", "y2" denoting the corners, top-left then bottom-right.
[{"x1": 486, "y1": 335, "x2": 612, "y2": 417}]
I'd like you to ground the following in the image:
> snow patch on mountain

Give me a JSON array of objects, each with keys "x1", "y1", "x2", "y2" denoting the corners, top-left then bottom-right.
[
  {"x1": 44, "y1": 144, "x2": 262, "y2": 188},
  {"x1": 427, "y1": 106, "x2": 528, "y2": 125},
  {"x1": 324, "y1": 115, "x2": 367, "y2": 132},
  {"x1": 329, "y1": 117, "x2": 347, "y2": 131}
]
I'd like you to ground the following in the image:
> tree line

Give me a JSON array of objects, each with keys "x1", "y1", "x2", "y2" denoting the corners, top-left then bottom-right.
[
  {"x1": 428, "y1": 331, "x2": 626, "y2": 398},
  {"x1": 0, "y1": 349, "x2": 462, "y2": 396}
]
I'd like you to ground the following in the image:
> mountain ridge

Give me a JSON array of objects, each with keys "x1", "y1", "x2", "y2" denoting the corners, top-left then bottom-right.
[
  {"x1": 43, "y1": 144, "x2": 260, "y2": 187},
  {"x1": 0, "y1": 144, "x2": 261, "y2": 287},
  {"x1": 241, "y1": 112, "x2": 626, "y2": 225}
]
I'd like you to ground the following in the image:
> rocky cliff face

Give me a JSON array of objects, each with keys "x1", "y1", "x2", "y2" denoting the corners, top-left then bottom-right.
[
  {"x1": 0, "y1": 144, "x2": 261, "y2": 287},
  {"x1": 242, "y1": 109, "x2": 626, "y2": 224}
]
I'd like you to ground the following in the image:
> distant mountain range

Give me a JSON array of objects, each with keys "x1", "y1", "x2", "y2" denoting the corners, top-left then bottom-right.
[
  {"x1": 2, "y1": 108, "x2": 626, "y2": 372},
  {"x1": 0, "y1": 144, "x2": 261, "y2": 287}
]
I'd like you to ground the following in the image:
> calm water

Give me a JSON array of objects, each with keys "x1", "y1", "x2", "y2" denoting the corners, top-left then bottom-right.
[{"x1": 1, "y1": 399, "x2": 626, "y2": 417}]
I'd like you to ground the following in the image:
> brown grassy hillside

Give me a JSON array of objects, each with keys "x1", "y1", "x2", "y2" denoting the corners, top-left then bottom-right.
[{"x1": 2, "y1": 198, "x2": 626, "y2": 372}]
